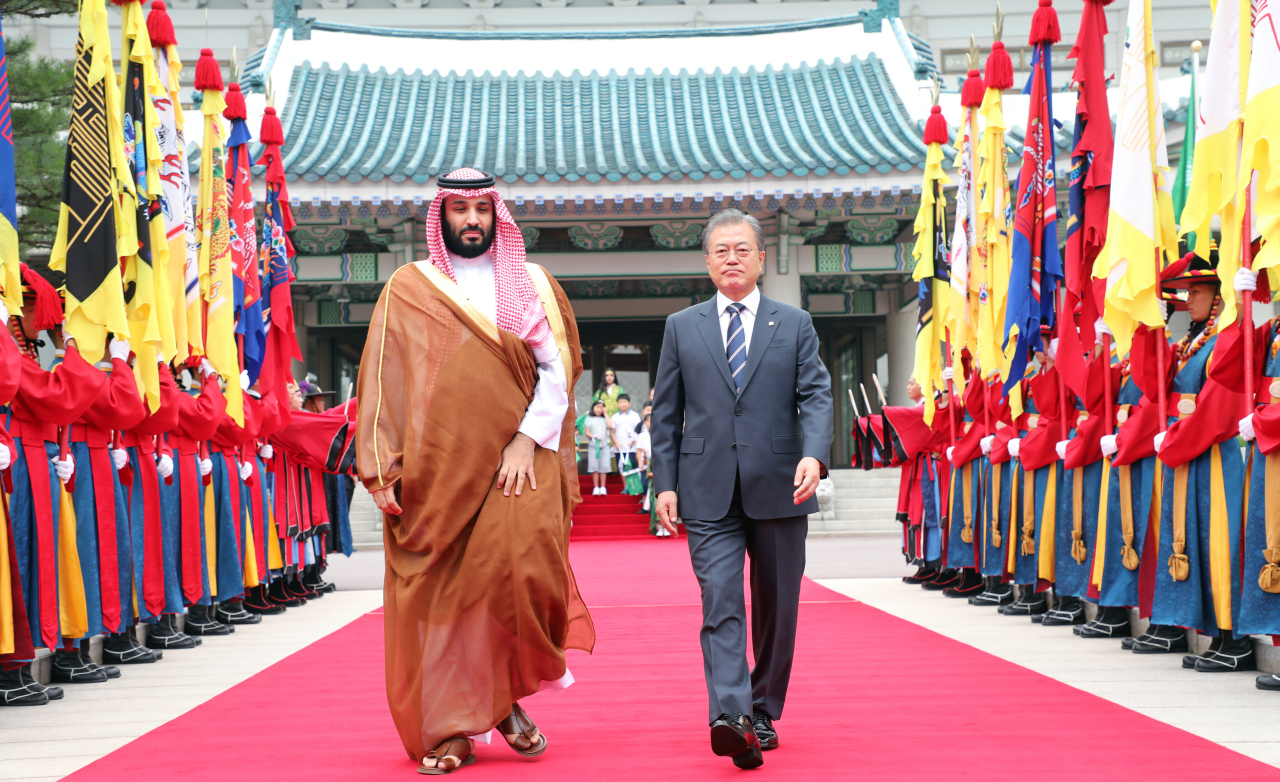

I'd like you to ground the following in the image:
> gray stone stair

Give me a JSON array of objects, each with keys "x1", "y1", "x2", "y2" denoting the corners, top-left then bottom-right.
[
  {"x1": 349, "y1": 482, "x2": 384, "y2": 550},
  {"x1": 810, "y1": 467, "x2": 903, "y2": 537}
]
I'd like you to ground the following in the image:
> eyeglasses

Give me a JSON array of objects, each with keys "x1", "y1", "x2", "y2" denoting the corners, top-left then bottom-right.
[{"x1": 709, "y1": 247, "x2": 758, "y2": 261}]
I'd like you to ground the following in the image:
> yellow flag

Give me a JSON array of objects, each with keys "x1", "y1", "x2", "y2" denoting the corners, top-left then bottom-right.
[{"x1": 912, "y1": 132, "x2": 951, "y2": 424}]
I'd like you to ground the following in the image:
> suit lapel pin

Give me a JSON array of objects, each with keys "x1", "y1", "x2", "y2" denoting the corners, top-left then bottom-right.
[{"x1": 768, "y1": 321, "x2": 775, "y2": 326}]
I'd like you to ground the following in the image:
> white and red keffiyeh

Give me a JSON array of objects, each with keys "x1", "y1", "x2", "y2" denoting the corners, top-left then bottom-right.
[{"x1": 426, "y1": 168, "x2": 550, "y2": 347}]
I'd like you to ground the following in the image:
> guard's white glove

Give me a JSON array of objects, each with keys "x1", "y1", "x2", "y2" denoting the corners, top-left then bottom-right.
[
  {"x1": 108, "y1": 338, "x2": 131, "y2": 362},
  {"x1": 0, "y1": 445, "x2": 10, "y2": 471},
  {"x1": 1154, "y1": 431, "x2": 1167, "y2": 453},
  {"x1": 1007, "y1": 438, "x2": 1021, "y2": 459},
  {"x1": 1240, "y1": 413, "x2": 1256, "y2": 442},
  {"x1": 53, "y1": 455, "x2": 74, "y2": 483},
  {"x1": 942, "y1": 366, "x2": 955, "y2": 382},
  {"x1": 1100, "y1": 434, "x2": 1119, "y2": 457},
  {"x1": 61, "y1": 328, "x2": 74, "y2": 345},
  {"x1": 198, "y1": 457, "x2": 212, "y2": 477},
  {"x1": 239, "y1": 370, "x2": 251, "y2": 392},
  {"x1": 258, "y1": 443, "x2": 274, "y2": 460},
  {"x1": 111, "y1": 448, "x2": 129, "y2": 470},
  {"x1": 1235, "y1": 267, "x2": 1259, "y2": 293},
  {"x1": 946, "y1": 446, "x2": 956, "y2": 462},
  {"x1": 239, "y1": 460, "x2": 253, "y2": 481},
  {"x1": 1046, "y1": 338, "x2": 1059, "y2": 361},
  {"x1": 1055, "y1": 440, "x2": 1069, "y2": 461},
  {"x1": 199, "y1": 358, "x2": 217, "y2": 378},
  {"x1": 156, "y1": 454, "x2": 173, "y2": 479},
  {"x1": 0, "y1": 301, "x2": 8, "y2": 324},
  {"x1": 1094, "y1": 318, "x2": 1112, "y2": 338},
  {"x1": 980, "y1": 435, "x2": 995, "y2": 455}
]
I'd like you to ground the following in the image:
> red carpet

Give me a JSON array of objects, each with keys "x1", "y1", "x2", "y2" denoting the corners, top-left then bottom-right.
[
  {"x1": 66, "y1": 540, "x2": 1280, "y2": 781},
  {"x1": 570, "y1": 474, "x2": 656, "y2": 540}
]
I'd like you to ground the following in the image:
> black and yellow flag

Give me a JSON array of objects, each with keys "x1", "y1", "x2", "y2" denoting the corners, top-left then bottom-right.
[{"x1": 49, "y1": 0, "x2": 132, "y2": 361}]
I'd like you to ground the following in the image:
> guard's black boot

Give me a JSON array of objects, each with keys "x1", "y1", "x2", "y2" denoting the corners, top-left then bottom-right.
[
  {"x1": 970, "y1": 580, "x2": 1015, "y2": 607},
  {"x1": 243, "y1": 584, "x2": 286, "y2": 615},
  {"x1": 903, "y1": 566, "x2": 939, "y2": 585},
  {"x1": 304, "y1": 566, "x2": 336, "y2": 594},
  {"x1": 1182, "y1": 634, "x2": 1221, "y2": 668},
  {"x1": 1131, "y1": 624, "x2": 1189, "y2": 654},
  {"x1": 267, "y1": 578, "x2": 305, "y2": 607},
  {"x1": 1195, "y1": 631, "x2": 1256, "y2": 672},
  {"x1": 0, "y1": 665, "x2": 48, "y2": 706},
  {"x1": 51, "y1": 649, "x2": 109, "y2": 684},
  {"x1": 942, "y1": 568, "x2": 985, "y2": 598},
  {"x1": 1041, "y1": 595, "x2": 1086, "y2": 626},
  {"x1": 1077, "y1": 606, "x2": 1132, "y2": 638},
  {"x1": 1000, "y1": 587, "x2": 1048, "y2": 616},
  {"x1": 286, "y1": 577, "x2": 320, "y2": 601},
  {"x1": 144, "y1": 614, "x2": 199, "y2": 649},
  {"x1": 18, "y1": 665, "x2": 62, "y2": 700},
  {"x1": 215, "y1": 599, "x2": 262, "y2": 626},
  {"x1": 183, "y1": 604, "x2": 233, "y2": 637},
  {"x1": 103, "y1": 630, "x2": 162, "y2": 664},
  {"x1": 922, "y1": 569, "x2": 961, "y2": 591},
  {"x1": 1257, "y1": 674, "x2": 1280, "y2": 691}
]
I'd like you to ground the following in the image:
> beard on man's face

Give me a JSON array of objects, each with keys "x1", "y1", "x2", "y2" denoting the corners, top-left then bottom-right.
[{"x1": 441, "y1": 215, "x2": 496, "y2": 259}]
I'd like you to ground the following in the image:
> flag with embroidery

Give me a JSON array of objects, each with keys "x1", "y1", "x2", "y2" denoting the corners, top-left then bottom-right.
[
  {"x1": 0, "y1": 18, "x2": 20, "y2": 315},
  {"x1": 947, "y1": 103, "x2": 976, "y2": 397},
  {"x1": 1239, "y1": 0, "x2": 1280, "y2": 290},
  {"x1": 223, "y1": 83, "x2": 265, "y2": 385},
  {"x1": 1094, "y1": 0, "x2": 1178, "y2": 355},
  {"x1": 258, "y1": 105, "x2": 301, "y2": 424},
  {"x1": 49, "y1": 0, "x2": 134, "y2": 361},
  {"x1": 912, "y1": 104, "x2": 952, "y2": 425},
  {"x1": 148, "y1": 0, "x2": 199, "y2": 363},
  {"x1": 1005, "y1": 21, "x2": 1064, "y2": 395},
  {"x1": 975, "y1": 70, "x2": 1014, "y2": 385},
  {"x1": 193, "y1": 49, "x2": 242, "y2": 424}
]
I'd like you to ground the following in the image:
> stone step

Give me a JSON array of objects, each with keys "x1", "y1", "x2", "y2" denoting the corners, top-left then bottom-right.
[{"x1": 832, "y1": 498, "x2": 898, "y2": 511}]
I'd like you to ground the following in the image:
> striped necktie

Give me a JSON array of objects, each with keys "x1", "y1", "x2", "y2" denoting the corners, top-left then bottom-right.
[{"x1": 725, "y1": 301, "x2": 747, "y2": 392}]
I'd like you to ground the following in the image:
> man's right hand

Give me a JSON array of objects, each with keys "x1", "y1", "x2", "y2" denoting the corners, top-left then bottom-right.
[
  {"x1": 655, "y1": 490, "x2": 679, "y2": 535},
  {"x1": 372, "y1": 484, "x2": 402, "y2": 515}
]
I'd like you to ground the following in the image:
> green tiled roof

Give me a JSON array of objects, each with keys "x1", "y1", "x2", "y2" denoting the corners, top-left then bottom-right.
[{"x1": 276, "y1": 54, "x2": 929, "y2": 186}]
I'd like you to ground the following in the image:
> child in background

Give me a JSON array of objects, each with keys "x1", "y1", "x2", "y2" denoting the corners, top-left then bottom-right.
[
  {"x1": 635, "y1": 412, "x2": 652, "y2": 503},
  {"x1": 584, "y1": 401, "x2": 611, "y2": 495},
  {"x1": 611, "y1": 394, "x2": 643, "y2": 495}
]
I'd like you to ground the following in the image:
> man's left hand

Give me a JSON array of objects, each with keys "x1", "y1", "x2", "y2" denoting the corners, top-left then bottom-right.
[
  {"x1": 497, "y1": 431, "x2": 538, "y2": 497},
  {"x1": 793, "y1": 456, "x2": 822, "y2": 505}
]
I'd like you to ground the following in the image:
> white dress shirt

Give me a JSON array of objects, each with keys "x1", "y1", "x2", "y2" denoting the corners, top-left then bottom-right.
[
  {"x1": 448, "y1": 250, "x2": 568, "y2": 450},
  {"x1": 715, "y1": 286, "x2": 760, "y2": 354}
]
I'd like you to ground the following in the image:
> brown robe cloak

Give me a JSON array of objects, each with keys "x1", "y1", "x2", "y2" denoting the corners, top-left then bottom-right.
[{"x1": 356, "y1": 260, "x2": 595, "y2": 762}]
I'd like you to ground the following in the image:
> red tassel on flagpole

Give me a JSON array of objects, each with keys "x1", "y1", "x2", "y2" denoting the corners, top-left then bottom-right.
[
  {"x1": 147, "y1": 1, "x2": 177, "y2": 48},
  {"x1": 960, "y1": 68, "x2": 985, "y2": 108},
  {"x1": 224, "y1": 83, "x2": 247, "y2": 120},
  {"x1": 984, "y1": 41, "x2": 1014, "y2": 91},
  {"x1": 1029, "y1": 0, "x2": 1062, "y2": 45},
  {"x1": 923, "y1": 105, "x2": 949, "y2": 145},
  {"x1": 19, "y1": 263, "x2": 63, "y2": 332},
  {"x1": 194, "y1": 48, "x2": 224, "y2": 92},
  {"x1": 260, "y1": 106, "x2": 285, "y2": 145}
]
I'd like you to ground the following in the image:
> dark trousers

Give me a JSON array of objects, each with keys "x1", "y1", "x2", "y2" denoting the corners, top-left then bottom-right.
[{"x1": 684, "y1": 476, "x2": 807, "y2": 724}]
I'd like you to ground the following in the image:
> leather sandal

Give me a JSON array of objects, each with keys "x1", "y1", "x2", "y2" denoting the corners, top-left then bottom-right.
[
  {"x1": 498, "y1": 702, "x2": 548, "y2": 757},
  {"x1": 418, "y1": 736, "x2": 476, "y2": 775}
]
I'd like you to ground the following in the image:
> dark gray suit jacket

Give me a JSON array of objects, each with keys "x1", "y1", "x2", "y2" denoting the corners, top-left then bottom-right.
[{"x1": 650, "y1": 293, "x2": 833, "y2": 521}]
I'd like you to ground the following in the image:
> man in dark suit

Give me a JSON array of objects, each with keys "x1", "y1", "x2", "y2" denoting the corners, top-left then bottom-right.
[{"x1": 651, "y1": 209, "x2": 833, "y2": 770}]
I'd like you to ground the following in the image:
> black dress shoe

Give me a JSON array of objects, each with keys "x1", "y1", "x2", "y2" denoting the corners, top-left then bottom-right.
[
  {"x1": 922, "y1": 569, "x2": 961, "y2": 591},
  {"x1": 1131, "y1": 624, "x2": 1189, "y2": 654},
  {"x1": 215, "y1": 600, "x2": 263, "y2": 626},
  {"x1": 103, "y1": 631, "x2": 163, "y2": 664},
  {"x1": 145, "y1": 615, "x2": 199, "y2": 649},
  {"x1": 184, "y1": 605, "x2": 233, "y2": 637},
  {"x1": 17, "y1": 665, "x2": 62, "y2": 700},
  {"x1": 243, "y1": 585, "x2": 286, "y2": 615},
  {"x1": 51, "y1": 650, "x2": 108, "y2": 684},
  {"x1": 1195, "y1": 635, "x2": 1256, "y2": 672},
  {"x1": 0, "y1": 665, "x2": 49, "y2": 706},
  {"x1": 751, "y1": 710, "x2": 778, "y2": 751},
  {"x1": 1257, "y1": 674, "x2": 1280, "y2": 691},
  {"x1": 709, "y1": 713, "x2": 763, "y2": 770}
]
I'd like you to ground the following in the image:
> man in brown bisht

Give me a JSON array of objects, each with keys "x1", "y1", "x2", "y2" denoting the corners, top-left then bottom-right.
[{"x1": 356, "y1": 168, "x2": 595, "y2": 775}]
